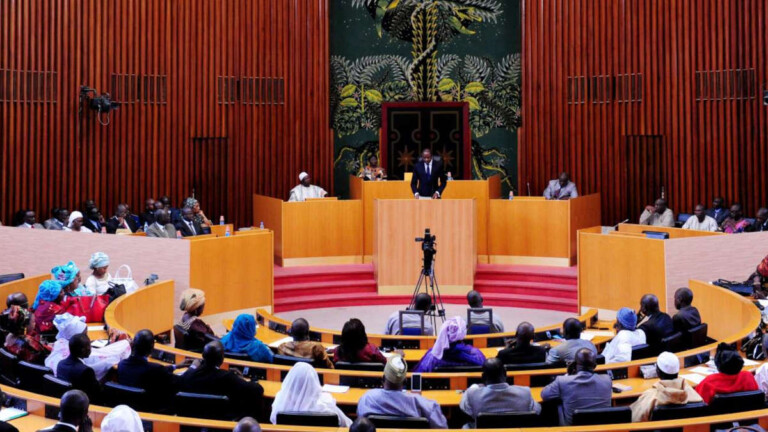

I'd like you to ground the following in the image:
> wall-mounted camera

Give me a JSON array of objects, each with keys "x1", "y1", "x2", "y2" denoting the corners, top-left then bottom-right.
[{"x1": 79, "y1": 86, "x2": 120, "y2": 126}]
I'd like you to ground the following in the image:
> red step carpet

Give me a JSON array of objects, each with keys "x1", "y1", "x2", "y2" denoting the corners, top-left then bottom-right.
[{"x1": 273, "y1": 263, "x2": 578, "y2": 313}]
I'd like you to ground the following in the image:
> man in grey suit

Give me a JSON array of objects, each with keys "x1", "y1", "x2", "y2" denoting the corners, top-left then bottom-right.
[
  {"x1": 145, "y1": 209, "x2": 177, "y2": 238},
  {"x1": 543, "y1": 172, "x2": 578, "y2": 200},
  {"x1": 545, "y1": 318, "x2": 597, "y2": 365},
  {"x1": 459, "y1": 358, "x2": 540, "y2": 428},
  {"x1": 541, "y1": 348, "x2": 612, "y2": 425}
]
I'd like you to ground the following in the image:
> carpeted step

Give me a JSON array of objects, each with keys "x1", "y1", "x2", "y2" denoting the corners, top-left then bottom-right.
[
  {"x1": 474, "y1": 279, "x2": 578, "y2": 299},
  {"x1": 274, "y1": 280, "x2": 378, "y2": 298}
]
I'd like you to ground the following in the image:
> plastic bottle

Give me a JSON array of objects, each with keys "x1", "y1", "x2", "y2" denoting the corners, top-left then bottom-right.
[
  {"x1": 101, "y1": 226, "x2": 107, "y2": 234},
  {"x1": 175, "y1": 230, "x2": 182, "y2": 239},
  {"x1": 225, "y1": 226, "x2": 231, "y2": 237},
  {"x1": 219, "y1": 215, "x2": 225, "y2": 225},
  {"x1": 259, "y1": 221, "x2": 265, "y2": 230},
  {"x1": 509, "y1": 190, "x2": 514, "y2": 200}
]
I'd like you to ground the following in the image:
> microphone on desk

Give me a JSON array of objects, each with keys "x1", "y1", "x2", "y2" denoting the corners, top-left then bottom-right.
[
  {"x1": 611, "y1": 219, "x2": 630, "y2": 231},
  {"x1": 526, "y1": 182, "x2": 531, "y2": 196}
]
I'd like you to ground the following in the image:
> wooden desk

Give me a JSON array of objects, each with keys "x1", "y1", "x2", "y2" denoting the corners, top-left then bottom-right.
[
  {"x1": 0, "y1": 274, "x2": 47, "y2": 305},
  {"x1": 253, "y1": 194, "x2": 363, "y2": 266},
  {"x1": 209, "y1": 224, "x2": 235, "y2": 237},
  {"x1": 374, "y1": 199, "x2": 476, "y2": 295},
  {"x1": 618, "y1": 223, "x2": 723, "y2": 239},
  {"x1": 488, "y1": 194, "x2": 601, "y2": 266}
]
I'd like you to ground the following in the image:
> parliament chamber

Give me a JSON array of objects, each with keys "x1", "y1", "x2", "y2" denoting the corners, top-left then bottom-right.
[{"x1": 3, "y1": 0, "x2": 768, "y2": 431}]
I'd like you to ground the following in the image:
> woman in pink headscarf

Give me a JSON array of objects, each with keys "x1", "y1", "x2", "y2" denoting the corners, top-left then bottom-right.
[{"x1": 412, "y1": 316, "x2": 486, "y2": 372}]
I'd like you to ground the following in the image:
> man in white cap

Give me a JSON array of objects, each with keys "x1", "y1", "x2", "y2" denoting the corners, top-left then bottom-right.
[
  {"x1": 288, "y1": 172, "x2": 328, "y2": 202},
  {"x1": 357, "y1": 355, "x2": 448, "y2": 428},
  {"x1": 629, "y1": 351, "x2": 702, "y2": 421}
]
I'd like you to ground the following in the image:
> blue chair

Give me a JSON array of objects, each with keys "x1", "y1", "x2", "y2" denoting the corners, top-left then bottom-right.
[
  {"x1": 467, "y1": 308, "x2": 493, "y2": 334},
  {"x1": 399, "y1": 310, "x2": 425, "y2": 336}
]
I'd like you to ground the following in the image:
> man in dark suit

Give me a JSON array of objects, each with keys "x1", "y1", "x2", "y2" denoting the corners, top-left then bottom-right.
[
  {"x1": 410, "y1": 148, "x2": 447, "y2": 199},
  {"x1": 497, "y1": 322, "x2": 548, "y2": 365},
  {"x1": 81, "y1": 207, "x2": 104, "y2": 233},
  {"x1": 36, "y1": 390, "x2": 91, "y2": 432},
  {"x1": 139, "y1": 198, "x2": 157, "y2": 228},
  {"x1": 117, "y1": 329, "x2": 182, "y2": 407},
  {"x1": 179, "y1": 341, "x2": 263, "y2": 418},
  {"x1": 177, "y1": 207, "x2": 204, "y2": 237},
  {"x1": 706, "y1": 196, "x2": 729, "y2": 226},
  {"x1": 637, "y1": 294, "x2": 674, "y2": 353},
  {"x1": 106, "y1": 204, "x2": 139, "y2": 233},
  {"x1": 56, "y1": 333, "x2": 101, "y2": 403}
]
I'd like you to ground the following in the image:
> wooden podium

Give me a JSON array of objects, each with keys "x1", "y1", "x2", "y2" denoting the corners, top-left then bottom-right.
[{"x1": 373, "y1": 199, "x2": 476, "y2": 295}]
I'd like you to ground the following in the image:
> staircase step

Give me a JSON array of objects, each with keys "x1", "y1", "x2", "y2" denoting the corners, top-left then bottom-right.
[
  {"x1": 474, "y1": 280, "x2": 578, "y2": 299},
  {"x1": 274, "y1": 281, "x2": 377, "y2": 299},
  {"x1": 479, "y1": 293, "x2": 578, "y2": 313},
  {"x1": 476, "y1": 264, "x2": 577, "y2": 285}
]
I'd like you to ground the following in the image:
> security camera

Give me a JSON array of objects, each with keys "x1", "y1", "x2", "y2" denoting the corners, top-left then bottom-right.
[{"x1": 80, "y1": 86, "x2": 120, "y2": 125}]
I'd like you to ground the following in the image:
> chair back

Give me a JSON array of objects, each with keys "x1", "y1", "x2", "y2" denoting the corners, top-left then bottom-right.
[
  {"x1": 103, "y1": 382, "x2": 149, "y2": 411},
  {"x1": 434, "y1": 365, "x2": 483, "y2": 373},
  {"x1": 0, "y1": 274, "x2": 24, "y2": 285},
  {"x1": 650, "y1": 402, "x2": 708, "y2": 420},
  {"x1": 224, "y1": 351, "x2": 251, "y2": 361},
  {"x1": 367, "y1": 415, "x2": 430, "y2": 429},
  {"x1": 572, "y1": 406, "x2": 632, "y2": 426},
  {"x1": 173, "y1": 325, "x2": 188, "y2": 349},
  {"x1": 399, "y1": 310, "x2": 425, "y2": 336},
  {"x1": 273, "y1": 354, "x2": 314, "y2": 367},
  {"x1": 275, "y1": 412, "x2": 339, "y2": 427},
  {"x1": 42, "y1": 374, "x2": 73, "y2": 398},
  {"x1": 17, "y1": 361, "x2": 53, "y2": 394},
  {"x1": 686, "y1": 323, "x2": 708, "y2": 348},
  {"x1": 467, "y1": 308, "x2": 493, "y2": 334},
  {"x1": 661, "y1": 331, "x2": 684, "y2": 353},
  {"x1": 631, "y1": 344, "x2": 654, "y2": 360},
  {"x1": 334, "y1": 362, "x2": 385, "y2": 372},
  {"x1": 0, "y1": 348, "x2": 19, "y2": 386},
  {"x1": 476, "y1": 411, "x2": 542, "y2": 428},
  {"x1": 174, "y1": 392, "x2": 231, "y2": 420},
  {"x1": 709, "y1": 390, "x2": 767, "y2": 415}
]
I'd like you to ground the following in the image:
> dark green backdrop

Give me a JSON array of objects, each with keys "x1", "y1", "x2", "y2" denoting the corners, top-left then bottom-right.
[{"x1": 330, "y1": 0, "x2": 521, "y2": 198}]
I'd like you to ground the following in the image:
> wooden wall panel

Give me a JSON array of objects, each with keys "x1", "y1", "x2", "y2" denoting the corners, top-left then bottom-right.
[
  {"x1": 521, "y1": 0, "x2": 768, "y2": 225},
  {"x1": 0, "y1": 0, "x2": 332, "y2": 228}
]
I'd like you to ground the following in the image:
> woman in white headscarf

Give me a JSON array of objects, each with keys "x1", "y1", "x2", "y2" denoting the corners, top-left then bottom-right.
[
  {"x1": 270, "y1": 362, "x2": 352, "y2": 426},
  {"x1": 413, "y1": 316, "x2": 486, "y2": 372},
  {"x1": 65, "y1": 211, "x2": 92, "y2": 233},
  {"x1": 101, "y1": 405, "x2": 144, "y2": 432},
  {"x1": 44, "y1": 313, "x2": 132, "y2": 381}
]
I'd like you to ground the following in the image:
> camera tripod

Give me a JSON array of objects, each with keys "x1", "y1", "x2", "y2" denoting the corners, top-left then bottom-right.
[{"x1": 408, "y1": 258, "x2": 447, "y2": 331}]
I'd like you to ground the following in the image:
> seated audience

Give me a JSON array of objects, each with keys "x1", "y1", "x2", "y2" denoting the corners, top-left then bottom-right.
[
  {"x1": 748, "y1": 207, "x2": 768, "y2": 232},
  {"x1": 707, "y1": 196, "x2": 729, "y2": 226},
  {"x1": 752, "y1": 254, "x2": 768, "y2": 299},
  {"x1": 383, "y1": 293, "x2": 435, "y2": 336},
  {"x1": 497, "y1": 322, "x2": 547, "y2": 365},
  {"x1": 357, "y1": 355, "x2": 448, "y2": 429},
  {"x1": 696, "y1": 343, "x2": 758, "y2": 404},
  {"x1": 234, "y1": 417, "x2": 262, "y2": 432},
  {"x1": 66, "y1": 211, "x2": 92, "y2": 233},
  {"x1": 413, "y1": 316, "x2": 485, "y2": 372},
  {"x1": 637, "y1": 294, "x2": 674, "y2": 351},
  {"x1": 221, "y1": 314, "x2": 273, "y2": 363},
  {"x1": 459, "y1": 358, "x2": 541, "y2": 428},
  {"x1": 146, "y1": 209, "x2": 176, "y2": 238},
  {"x1": 51, "y1": 261, "x2": 87, "y2": 297},
  {"x1": 333, "y1": 318, "x2": 386, "y2": 364},
  {"x1": 56, "y1": 333, "x2": 102, "y2": 402},
  {"x1": 672, "y1": 287, "x2": 701, "y2": 334},
  {"x1": 466, "y1": 290, "x2": 505, "y2": 333},
  {"x1": 753, "y1": 336, "x2": 768, "y2": 397},
  {"x1": 44, "y1": 208, "x2": 68, "y2": 230},
  {"x1": 349, "y1": 417, "x2": 375, "y2": 432},
  {"x1": 0, "y1": 292, "x2": 31, "y2": 337},
  {"x1": 106, "y1": 204, "x2": 139, "y2": 233},
  {"x1": 37, "y1": 389, "x2": 91, "y2": 432},
  {"x1": 543, "y1": 172, "x2": 578, "y2": 200},
  {"x1": 84, "y1": 252, "x2": 111, "y2": 295},
  {"x1": 682, "y1": 204, "x2": 718, "y2": 231},
  {"x1": 3, "y1": 302, "x2": 47, "y2": 363},
  {"x1": 541, "y1": 348, "x2": 612, "y2": 425},
  {"x1": 158, "y1": 196, "x2": 180, "y2": 224},
  {"x1": 358, "y1": 155, "x2": 387, "y2": 181},
  {"x1": 289, "y1": 172, "x2": 328, "y2": 202},
  {"x1": 177, "y1": 288, "x2": 216, "y2": 348},
  {"x1": 139, "y1": 198, "x2": 157, "y2": 228},
  {"x1": 14, "y1": 209, "x2": 44, "y2": 229},
  {"x1": 32, "y1": 280, "x2": 67, "y2": 334},
  {"x1": 179, "y1": 341, "x2": 263, "y2": 418},
  {"x1": 270, "y1": 362, "x2": 352, "y2": 426},
  {"x1": 101, "y1": 405, "x2": 143, "y2": 432},
  {"x1": 546, "y1": 318, "x2": 597, "y2": 365},
  {"x1": 277, "y1": 318, "x2": 333, "y2": 368},
  {"x1": 183, "y1": 197, "x2": 213, "y2": 227},
  {"x1": 117, "y1": 329, "x2": 181, "y2": 405},
  {"x1": 630, "y1": 351, "x2": 702, "y2": 422},
  {"x1": 721, "y1": 204, "x2": 750, "y2": 234},
  {"x1": 639, "y1": 198, "x2": 675, "y2": 227},
  {"x1": 82, "y1": 206, "x2": 105, "y2": 234},
  {"x1": 46, "y1": 314, "x2": 131, "y2": 381},
  {"x1": 601, "y1": 307, "x2": 646, "y2": 363},
  {"x1": 177, "y1": 206, "x2": 204, "y2": 237},
  {"x1": 123, "y1": 203, "x2": 141, "y2": 228}
]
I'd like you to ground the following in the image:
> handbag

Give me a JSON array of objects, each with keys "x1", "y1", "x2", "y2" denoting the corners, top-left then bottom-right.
[
  {"x1": 63, "y1": 294, "x2": 110, "y2": 323},
  {"x1": 112, "y1": 265, "x2": 139, "y2": 293},
  {"x1": 106, "y1": 282, "x2": 127, "y2": 303},
  {"x1": 713, "y1": 279, "x2": 755, "y2": 296}
]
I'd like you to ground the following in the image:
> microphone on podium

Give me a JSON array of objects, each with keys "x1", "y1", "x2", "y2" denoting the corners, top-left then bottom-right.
[{"x1": 611, "y1": 219, "x2": 630, "y2": 231}]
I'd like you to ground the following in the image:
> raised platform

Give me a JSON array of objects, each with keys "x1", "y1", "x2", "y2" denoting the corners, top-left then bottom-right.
[{"x1": 273, "y1": 263, "x2": 578, "y2": 313}]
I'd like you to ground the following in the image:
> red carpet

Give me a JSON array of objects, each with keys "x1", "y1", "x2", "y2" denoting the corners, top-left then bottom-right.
[{"x1": 273, "y1": 263, "x2": 578, "y2": 313}]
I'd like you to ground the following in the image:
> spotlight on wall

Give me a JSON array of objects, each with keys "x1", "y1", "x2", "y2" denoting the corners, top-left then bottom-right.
[{"x1": 79, "y1": 86, "x2": 120, "y2": 126}]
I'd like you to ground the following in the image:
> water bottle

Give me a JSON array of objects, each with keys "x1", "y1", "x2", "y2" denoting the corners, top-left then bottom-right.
[
  {"x1": 175, "y1": 230, "x2": 182, "y2": 239},
  {"x1": 509, "y1": 190, "x2": 514, "y2": 200},
  {"x1": 219, "y1": 215, "x2": 225, "y2": 225},
  {"x1": 446, "y1": 172, "x2": 453, "y2": 181},
  {"x1": 259, "y1": 221, "x2": 265, "y2": 230},
  {"x1": 225, "y1": 226, "x2": 231, "y2": 237}
]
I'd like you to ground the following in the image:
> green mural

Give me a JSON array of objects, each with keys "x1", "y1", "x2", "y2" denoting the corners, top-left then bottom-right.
[{"x1": 331, "y1": 0, "x2": 521, "y2": 197}]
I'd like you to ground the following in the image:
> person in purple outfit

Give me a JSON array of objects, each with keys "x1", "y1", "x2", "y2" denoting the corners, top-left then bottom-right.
[{"x1": 412, "y1": 316, "x2": 486, "y2": 372}]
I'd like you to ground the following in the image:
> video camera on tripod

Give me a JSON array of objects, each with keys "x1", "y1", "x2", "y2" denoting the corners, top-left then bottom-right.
[
  {"x1": 410, "y1": 228, "x2": 446, "y2": 327},
  {"x1": 415, "y1": 228, "x2": 436, "y2": 274}
]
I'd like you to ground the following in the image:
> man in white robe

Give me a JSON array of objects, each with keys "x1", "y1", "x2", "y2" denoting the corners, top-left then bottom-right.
[{"x1": 288, "y1": 172, "x2": 328, "y2": 202}]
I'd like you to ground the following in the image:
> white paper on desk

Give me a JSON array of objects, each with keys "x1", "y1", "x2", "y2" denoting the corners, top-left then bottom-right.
[
  {"x1": 689, "y1": 366, "x2": 717, "y2": 376},
  {"x1": 322, "y1": 384, "x2": 350, "y2": 393},
  {"x1": 680, "y1": 373, "x2": 707, "y2": 385},
  {"x1": 580, "y1": 334, "x2": 594, "y2": 341},
  {"x1": 88, "y1": 324, "x2": 105, "y2": 331},
  {"x1": 268, "y1": 336, "x2": 293, "y2": 349},
  {"x1": 0, "y1": 407, "x2": 27, "y2": 422},
  {"x1": 743, "y1": 358, "x2": 760, "y2": 367},
  {"x1": 582, "y1": 330, "x2": 615, "y2": 338},
  {"x1": 90, "y1": 339, "x2": 108, "y2": 349}
]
